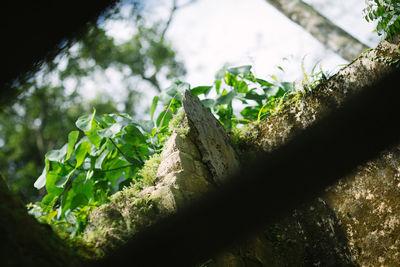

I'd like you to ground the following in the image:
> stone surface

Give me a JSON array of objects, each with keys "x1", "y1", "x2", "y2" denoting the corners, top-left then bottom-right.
[
  {"x1": 84, "y1": 38, "x2": 400, "y2": 265},
  {"x1": 83, "y1": 94, "x2": 241, "y2": 252},
  {"x1": 140, "y1": 131, "x2": 215, "y2": 211},
  {"x1": 234, "y1": 37, "x2": 400, "y2": 266},
  {"x1": 183, "y1": 90, "x2": 240, "y2": 185}
]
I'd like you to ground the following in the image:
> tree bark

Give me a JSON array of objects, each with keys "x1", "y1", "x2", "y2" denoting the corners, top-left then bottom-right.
[{"x1": 265, "y1": 0, "x2": 370, "y2": 61}]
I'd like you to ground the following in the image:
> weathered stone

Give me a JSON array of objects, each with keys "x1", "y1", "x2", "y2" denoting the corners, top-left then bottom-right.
[
  {"x1": 145, "y1": 131, "x2": 215, "y2": 210},
  {"x1": 83, "y1": 101, "x2": 236, "y2": 251},
  {"x1": 183, "y1": 90, "x2": 240, "y2": 185},
  {"x1": 83, "y1": 37, "x2": 400, "y2": 265},
  {"x1": 233, "y1": 36, "x2": 400, "y2": 266}
]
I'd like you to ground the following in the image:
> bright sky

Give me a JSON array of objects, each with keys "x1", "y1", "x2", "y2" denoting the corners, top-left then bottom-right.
[{"x1": 98, "y1": 0, "x2": 380, "y2": 116}]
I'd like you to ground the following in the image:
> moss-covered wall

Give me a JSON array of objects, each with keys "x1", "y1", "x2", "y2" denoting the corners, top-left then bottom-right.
[
  {"x1": 80, "y1": 37, "x2": 400, "y2": 265},
  {"x1": 228, "y1": 36, "x2": 400, "y2": 266}
]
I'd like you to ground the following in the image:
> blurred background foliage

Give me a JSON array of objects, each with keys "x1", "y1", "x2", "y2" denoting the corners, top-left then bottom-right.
[{"x1": 0, "y1": 0, "x2": 187, "y2": 203}]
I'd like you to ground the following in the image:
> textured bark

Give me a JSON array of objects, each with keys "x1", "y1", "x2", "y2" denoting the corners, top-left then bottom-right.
[{"x1": 265, "y1": 0, "x2": 369, "y2": 61}]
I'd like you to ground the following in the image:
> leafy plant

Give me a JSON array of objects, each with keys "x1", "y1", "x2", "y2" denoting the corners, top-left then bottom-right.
[
  {"x1": 29, "y1": 109, "x2": 164, "y2": 235},
  {"x1": 364, "y1": 0, "x2": 400, "y2": 39},
  {"x1": 191, "y1": 65, "x2": 294, "y2": 130},
  {"x1": 29, "y1": 65, "x2": 304, "y2": 237}
]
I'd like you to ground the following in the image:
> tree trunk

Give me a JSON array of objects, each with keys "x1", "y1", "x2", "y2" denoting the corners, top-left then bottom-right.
[{"x1": 265, "y1": 0, "x2": 370, "y2": 61}]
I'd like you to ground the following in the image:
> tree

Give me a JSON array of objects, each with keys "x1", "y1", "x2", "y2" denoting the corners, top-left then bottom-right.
[
  {"x1": 0, "y1": 0, "x2": 188, "y2": 203},
  {"x1": 264, "y1": 0, "x2": 370, "y2": 61}
]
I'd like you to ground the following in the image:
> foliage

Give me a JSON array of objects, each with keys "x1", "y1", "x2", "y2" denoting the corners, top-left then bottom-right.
[
  {"x1": 28, "y1": 65, "x2": 304, "y2": 237},
  {"x1": 193, "y1": 65, "x2": 295, "y2": 131},
  {"x1": 0, "y1": 1, "x2": 186, "y2": 203},
  {"x1": 0, "y1": 81, "x2": 118, "y2": 204},
  {"x1": 364, "y1": 0, "x2": 400, "y2": 39}
]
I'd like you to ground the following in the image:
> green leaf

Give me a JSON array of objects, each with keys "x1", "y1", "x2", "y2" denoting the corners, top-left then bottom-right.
[
  {"x1": 151, "y1": 96, "x2": 159, "y2": 120},
  {"x1": 159, "y1": 81, "x2": 188, "y2": 104},
  {"x1": 215, "y1": 80, "x2": 221, "y2": 94},
  {"x1": 45, "y1": 173, "x2": 63, "y2": 195},
  {"x1": 74, "y1": 178, "x2": 94, "y2": 201},
  {"x1": 98, "y1": 122, "x2": 123, "y2": 139},
  {"x1": 45, "y1": 144, "x2": 68, "y2": 163},
  {"x1": 70, "y1": 193, "x2": 89, "y2": 210},
  {"x1": 86, "y1": 170, "x2": 94, "y2": 181},
  {"x1": 280, "y1": 82, "x2": 293, "y2": 91},
  {"x1": 76, "y1": 109, "x2": 96, "y2": 132},
  {"x1": 103, "y1": 114, "x2": 117, "y2": 125},
  {"x1": 201, "y1": 99, "x2": 215, "y2": 108},
  {"x1": 190, "y1": 86, "x2": 212, "y2": 96},
  {"x1": 55, "y1": 169, "x2": 75, "y2": 188},
  {"x1": 55, "y1": 176, "x2": 68, "y2": 188},
  {"x1": 215, "y1": 64, "x2": 229, "y2": 79},
  {"x1": 156, "y1": 110, "x2": 173, "y2": 128},
  {"x1": 245, "y1": 91, "x2": 265, "y2": 104},
  {"x1": 41, "y1": 193, "x2": 58, "y2": 208},
  {"x1": 215, "y1": 90, "x2": 237, "y2": 106},
  {"x1": 76, "y1": 115, "x2": 92, "y2": 132},
  {"x1": 137, "y1": 119, "x2": 154, "y2": 133},
  {"x1": 122, "y1": 125, "x2": 146, "y2": 145},
  {"x1": 263, "y1": 86, "x2": 280, "y2": 98},
  {"x1": 227, "y1": 65, "x2": 252, "y2": 76},
  {"x1": 240, "y1": 106, "x2": 259, "y2": 121},
  {"x1": 85, "y1": 125, "x2": 102, "y2": 148},
  {"x1": 237, "y1": 81, "x2": 248, "y2": 93},
  {"x1": 224, "y1": 72, "x2": 238, "y2": 87},
  {"x1": 176, "y1": 81, "x2": 190, "y2": 94},
  {"x1": 75, "y1": 142, "x2": 91, "y2": 168},
  {"x1": 95, "y1": 145, "x2": 111, "y2": 169},
  {"x1": 256, "y1": 78, "x2": 273, "y2": 87},
  {"x1": 66, "y1": 131, "x2": 79, "y2": 161},
  {"x1": 34, "y1": 167, "x2": 47, "y2": 189}
]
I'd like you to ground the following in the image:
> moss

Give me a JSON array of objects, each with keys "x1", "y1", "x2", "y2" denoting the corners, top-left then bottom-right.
[
  {"x1": 83, "y1": 186, "x2": 160, "y2": 257},
  {"x1": 223, "y1": 41, "x2": 400, "y2": 265},
  {"x1": 168, "y1": 109, "x2": 190, "y2": 138},
  {"x1": 137, "y1": 153, "x2": 162, "y2": 186}
]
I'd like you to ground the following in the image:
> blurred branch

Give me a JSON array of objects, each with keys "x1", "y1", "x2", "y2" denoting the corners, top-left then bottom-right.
[
  {"x1": 265, "y1": 0, "x2": 369, "y2": 61},
  {"x1": 140, "y1": 73, "x2": 162, "y2": 92},
  {"x1": 160, "y1": 0, "x2": 198, "y2": 42}
]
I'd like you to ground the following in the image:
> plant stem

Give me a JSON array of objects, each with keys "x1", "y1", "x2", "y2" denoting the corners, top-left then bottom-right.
[{"x1": 109, "y1": 138, "x2": 134, "y2": 163}]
